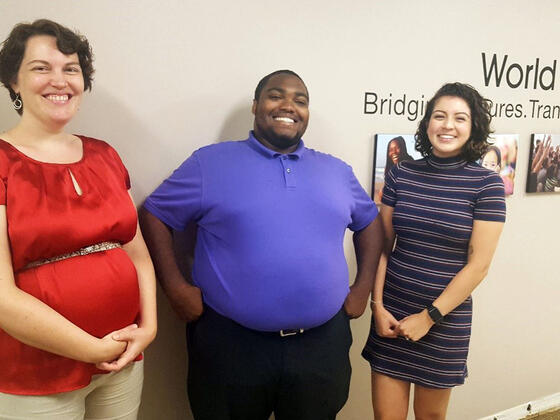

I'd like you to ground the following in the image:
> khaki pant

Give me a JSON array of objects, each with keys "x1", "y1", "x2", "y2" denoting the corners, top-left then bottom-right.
[{"x1": 0, "y1": 360, "x2": 143, "y2": 420}]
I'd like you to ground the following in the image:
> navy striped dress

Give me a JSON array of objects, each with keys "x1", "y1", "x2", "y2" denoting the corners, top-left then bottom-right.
[{"x1": 362, "y1": 154, "x2": 506, "y2": 388}]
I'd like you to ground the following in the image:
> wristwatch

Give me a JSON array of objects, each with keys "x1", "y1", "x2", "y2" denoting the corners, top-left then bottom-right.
[{"x1": 426, "y1": 304, "x2": 443, "y2": 324}]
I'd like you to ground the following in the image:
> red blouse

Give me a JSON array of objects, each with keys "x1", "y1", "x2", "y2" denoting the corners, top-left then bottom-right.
[{"x1": 0, "y1": 136, "x2": 140, "y2": 395}]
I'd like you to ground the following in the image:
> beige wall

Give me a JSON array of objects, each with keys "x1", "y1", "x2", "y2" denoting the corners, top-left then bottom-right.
[{"x1": 1, "y1": 1, "x2": 558, "y2": 419}]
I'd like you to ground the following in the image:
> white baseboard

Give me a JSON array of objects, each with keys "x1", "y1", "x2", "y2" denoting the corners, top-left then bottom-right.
[{"x1": 479, "y1": 392, "x2": 560, "y2": 420}]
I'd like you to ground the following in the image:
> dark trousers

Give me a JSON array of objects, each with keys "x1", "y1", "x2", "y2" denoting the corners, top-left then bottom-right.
[{"x1": 186, "y1": 307, "x2": 353, "y2": 420}]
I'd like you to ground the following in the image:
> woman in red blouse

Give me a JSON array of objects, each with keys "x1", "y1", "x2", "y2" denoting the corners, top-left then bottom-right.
[{"x1": 0, "y1": 19, "x2": 157, "y2": 419}]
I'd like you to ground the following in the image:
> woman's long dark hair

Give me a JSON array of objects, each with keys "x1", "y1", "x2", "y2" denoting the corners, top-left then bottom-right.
[{"x1": 385, "y1": 136, "x2": 413, "y2": 175}]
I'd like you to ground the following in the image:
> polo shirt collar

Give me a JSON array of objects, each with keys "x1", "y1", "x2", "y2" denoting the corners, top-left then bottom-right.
[{"x1": 247, "y1": 131, "x2": 305, "y2": 160}]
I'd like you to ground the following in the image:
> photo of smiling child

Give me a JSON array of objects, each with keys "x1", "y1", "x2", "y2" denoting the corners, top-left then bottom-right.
[{"x1": 479, "y1": 134, "x2": 518, "y2": 196}]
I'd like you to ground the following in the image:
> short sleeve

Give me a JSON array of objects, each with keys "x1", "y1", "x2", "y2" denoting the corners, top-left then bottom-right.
[
  {"x1": 105, "y1": 143, "x2": 131, "y2": 189},
  {"x1": 381, "y1": 165, "x2": 399, "y2": 207},
  {"x1": 0, "y1": 151, "x2": 7, "y2": 205},
  {"x1": 348, "y1": 167, "x2": 378, "y2": 231},
  {"x1": 143, "y1": 153, "x2": 203, "y2": 231},
  {"x1": 474, "y1": 173, "x2": 506, "y2": 222}
]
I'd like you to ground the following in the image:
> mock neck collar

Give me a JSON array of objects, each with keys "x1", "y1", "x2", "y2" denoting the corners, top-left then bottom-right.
[
  {"x1": 247, "y1": 131, "x2": 305, "y2": 159},
  {"x1": 426, "y1": 153, "x2": 467, "y2": 170}
]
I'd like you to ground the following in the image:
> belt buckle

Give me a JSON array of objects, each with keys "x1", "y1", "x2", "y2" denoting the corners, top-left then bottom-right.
[{"x1": 279, "y1": 328, "x2": 304, "y2": 337}]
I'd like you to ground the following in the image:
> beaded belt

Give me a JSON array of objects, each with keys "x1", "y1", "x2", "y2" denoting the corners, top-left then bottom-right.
[{"x1": 24, "y1": 241, "x2": 122, "y2": 270}]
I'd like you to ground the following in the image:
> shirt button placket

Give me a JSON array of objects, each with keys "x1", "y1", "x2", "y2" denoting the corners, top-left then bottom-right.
[
  {"x1": 280, "y1": 156, "x2": 296, "y2": 189},
  {"x1": 285, "y1": 162, "x2": 296, "y2": 189}
]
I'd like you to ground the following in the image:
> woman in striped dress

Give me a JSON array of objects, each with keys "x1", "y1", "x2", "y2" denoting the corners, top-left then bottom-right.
[{"x1": 362, "y1": 83, "x2": 506, "y2": 419}]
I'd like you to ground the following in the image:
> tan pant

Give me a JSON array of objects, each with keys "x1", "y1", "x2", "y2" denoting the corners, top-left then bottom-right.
[{"x1": 0, "y1": 360, "x2": 143, "y2": 420}]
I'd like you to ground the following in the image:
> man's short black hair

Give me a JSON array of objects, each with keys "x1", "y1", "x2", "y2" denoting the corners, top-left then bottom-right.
[{"x1": 254, "y1": 70, "x2": 307, "y2": 101}]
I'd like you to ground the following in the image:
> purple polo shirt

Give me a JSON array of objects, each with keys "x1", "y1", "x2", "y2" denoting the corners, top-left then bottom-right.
[{"x1": 144, "y1": 132, "x2": 377, "y2": 331}]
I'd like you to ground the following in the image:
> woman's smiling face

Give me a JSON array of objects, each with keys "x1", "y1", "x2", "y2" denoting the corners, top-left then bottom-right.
[
  {"x1": 12, "y1": 35, "x2": 84, "y2": 129},
  {"x1": 427, "y1": 95, "x2": 472, "y2": 158}
]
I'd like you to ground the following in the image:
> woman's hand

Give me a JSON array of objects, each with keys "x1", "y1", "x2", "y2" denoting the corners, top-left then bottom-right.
[
  {"x1": 87, "y1": 324, "x2": 136, "y2": 364},
  {"x1": 373, "y1": 304, "x2": 400, "y2": 338},
  {"x1": 395, "y1": 310, "x2": 434, "y2": 342},
  {"x1": 95, "y1": 323, "x2": 156, "y2": 372}
]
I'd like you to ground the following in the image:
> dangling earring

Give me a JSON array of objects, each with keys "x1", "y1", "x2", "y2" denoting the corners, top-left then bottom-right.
[{"x1": 13, "y1": 93, "x2": 23, "y2": 110}]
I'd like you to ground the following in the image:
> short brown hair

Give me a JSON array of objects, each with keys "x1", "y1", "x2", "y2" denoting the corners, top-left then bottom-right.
[{"x1": 0, "y1": 19, "x2": 94, "y2": 115}]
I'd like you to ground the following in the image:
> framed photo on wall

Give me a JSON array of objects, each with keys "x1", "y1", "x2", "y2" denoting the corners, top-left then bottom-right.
[
  {"x1": 372, "y1": 134, "x2": 422, "y2": 205},
  {"x1": 479, "y1": 134, "x2": 518, "y2": 196},
  {"x1": 526, "y1": 134, "x2": 560, "y2": 193}
]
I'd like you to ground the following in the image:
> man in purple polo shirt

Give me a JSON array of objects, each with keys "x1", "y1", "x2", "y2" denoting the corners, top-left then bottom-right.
[{"x1": 140, "y1": 70, "x2": 383, "y2": 420}]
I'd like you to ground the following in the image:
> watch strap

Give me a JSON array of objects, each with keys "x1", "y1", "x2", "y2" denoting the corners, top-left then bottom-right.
[{"x1": 426, "y1": 304, "x2": 443, "y2": 324}]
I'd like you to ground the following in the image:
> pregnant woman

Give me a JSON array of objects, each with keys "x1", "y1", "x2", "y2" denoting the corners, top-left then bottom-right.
[{"x1": 0, "y1": 19, "x2": 156, "y2": 419}]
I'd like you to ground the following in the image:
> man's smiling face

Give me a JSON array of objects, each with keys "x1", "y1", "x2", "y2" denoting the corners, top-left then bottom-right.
[{"x1": 252, "y1": 73, "x2": 309, "y2": 153}]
